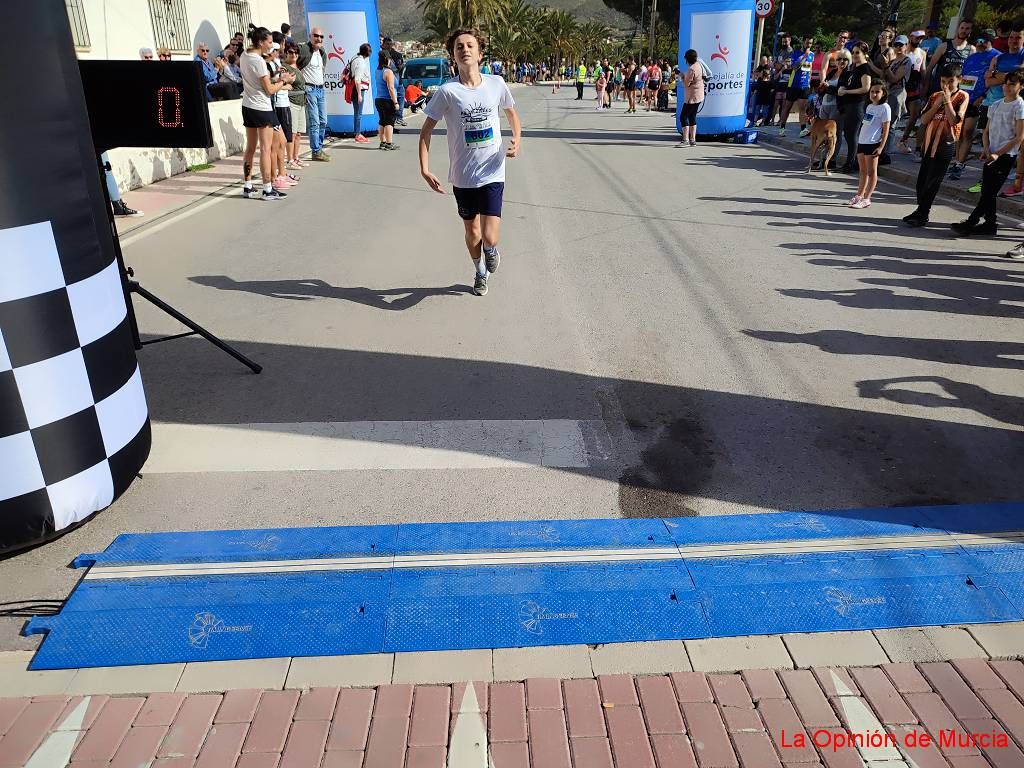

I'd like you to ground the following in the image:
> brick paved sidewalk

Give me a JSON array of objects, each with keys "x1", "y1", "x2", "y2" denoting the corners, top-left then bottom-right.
[{"x1": 3, "y1": 658, "x2": 1024, "y2": 768}]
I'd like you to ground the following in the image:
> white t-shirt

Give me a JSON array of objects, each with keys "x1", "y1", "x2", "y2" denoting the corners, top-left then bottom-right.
[
  {"x1": 987, "y1": 96, "x2": 1024, "y2": 156},
  {"x1": 241, "y1": 51, "x2": 272, "y2": 111},
  {"x1": 302, "y1": 47, "x2": 324, "y2": 86},
  {"x1": 859, "y1": 102, "x2": 891, "y2": 145},
  {"x1": 268, "y1": 59, "x2": 290, "y2": 108},
  {"x1": 424, "y1": 74, "x2": 515, "y2": 189}
]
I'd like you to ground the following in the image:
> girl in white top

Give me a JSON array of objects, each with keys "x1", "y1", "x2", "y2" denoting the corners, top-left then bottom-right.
[
  {"x1": 852, "y1": 82, "x2": 891, "y2": 209},
  {"x1": 241, "y1": 27, "x2": 294, "y2": 200}
]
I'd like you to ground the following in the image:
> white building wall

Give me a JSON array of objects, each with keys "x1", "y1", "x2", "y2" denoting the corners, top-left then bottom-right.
[
  {"x1": 72, "y1": 0, "x2": 289, "y2": 192},
  {"x1": 75, "y1": 0, "x2": 290, "y2": 61}
]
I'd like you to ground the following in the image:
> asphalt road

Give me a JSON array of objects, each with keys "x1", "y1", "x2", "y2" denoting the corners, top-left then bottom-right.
[{"x1": 2, "y1": 85, "x2": 1022, "y2": 650}]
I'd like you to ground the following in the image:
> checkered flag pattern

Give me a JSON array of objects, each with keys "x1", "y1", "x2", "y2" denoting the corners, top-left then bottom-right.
[{"x1": 0, "y1": 220, "x2": 150, "y2": 553}]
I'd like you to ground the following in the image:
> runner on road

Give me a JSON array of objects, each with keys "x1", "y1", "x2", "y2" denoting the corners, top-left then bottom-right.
[{"x1": 418, "y1": 28, "x2": 523, "y2": 297}]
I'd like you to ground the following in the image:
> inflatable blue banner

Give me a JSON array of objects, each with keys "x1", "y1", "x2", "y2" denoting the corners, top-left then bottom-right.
[
  {"x1": 677, "y1": 0, "x2": 755, "y2": 135},
  {"x1": 306, "y1": 0, "x2": 381, "y2": 135}
]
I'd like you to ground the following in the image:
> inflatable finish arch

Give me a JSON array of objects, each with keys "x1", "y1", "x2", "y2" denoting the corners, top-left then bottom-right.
[
  {"x1": 0, "y1": 0, "x2": 150, "y2": 554},
  {"x1": 677, "y1": 0, "x2": 755, "y2": 136}
]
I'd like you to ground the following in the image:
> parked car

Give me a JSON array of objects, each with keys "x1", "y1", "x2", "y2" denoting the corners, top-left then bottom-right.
[{"x1": 402, "y1": 56, "x2": 452, "y2": 100}]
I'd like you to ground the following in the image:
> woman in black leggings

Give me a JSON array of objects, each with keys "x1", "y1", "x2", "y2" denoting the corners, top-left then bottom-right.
[{"x1": 836, "y1": 44, "x2": 873, "y2": 172}]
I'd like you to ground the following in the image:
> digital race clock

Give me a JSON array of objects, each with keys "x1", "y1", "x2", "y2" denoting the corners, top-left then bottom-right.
[{"x1": 79, "y1": 61, "x2": 214, "y2": 151}]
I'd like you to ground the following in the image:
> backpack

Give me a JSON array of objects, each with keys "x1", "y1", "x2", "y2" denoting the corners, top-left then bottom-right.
[{"x1": 698, "y1": 58, "x2": 712, "y2": 80}]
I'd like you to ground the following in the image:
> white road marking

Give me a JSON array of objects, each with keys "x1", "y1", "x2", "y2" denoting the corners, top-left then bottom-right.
[
  {"x1": 145, "y1": 419, "x2": 594, "y2": 473},
  {"x1": 829, "y1": 672, "x2": 918, "y2": 767},
  {"x1": 447, "y1": 683, "x2": 493, "y2": 768},
  {"x1": 83, "y1": 530, "x2": 1023, "y2": 581},
  {"x1": 25, "y1": 696, "x2": 90, "y2": 768},
  {"x1": 118, "y1": 194, "x2": 230, "y2": 248}
]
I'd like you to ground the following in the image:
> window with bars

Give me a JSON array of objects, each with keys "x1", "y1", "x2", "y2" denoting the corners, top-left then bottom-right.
[
  {"x1": 148, "y1": 0, "x2": 191, "y2": 53},
  {"x1": 65, "y1": 0, "x2": 90, "y2": 48},
  {"x1": 225, "y1": 0, "x2": 253, "y2": 38}
]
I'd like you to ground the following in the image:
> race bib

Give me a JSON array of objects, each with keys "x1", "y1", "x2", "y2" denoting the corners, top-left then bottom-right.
[
  {"x1": 464, "y1": 124, "x2": 495, "y2": 150},
  {"x1": 863, "y1": 112, "x2": 875, "y2": 124},
  {"x1": 959, "y1": 75, "x2": 978, "y2": 93},
  {"x1": 801, "y1": 60, "x2": 812, "y2": 73}
]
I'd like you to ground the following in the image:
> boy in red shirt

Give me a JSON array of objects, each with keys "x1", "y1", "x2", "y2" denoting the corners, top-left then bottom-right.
[{"x1": 405, "y1": 80, "x2": 427, "y2": 113}]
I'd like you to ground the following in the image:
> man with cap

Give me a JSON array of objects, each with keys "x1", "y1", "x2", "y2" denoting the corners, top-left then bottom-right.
[{"x1": 949, "y1": 33, "x2": 1000, "y2": 179}]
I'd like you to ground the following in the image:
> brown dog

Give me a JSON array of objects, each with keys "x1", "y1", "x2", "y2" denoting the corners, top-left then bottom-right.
[{"x1": 806, "y1": 115, "x2": 838, "y2": 176}]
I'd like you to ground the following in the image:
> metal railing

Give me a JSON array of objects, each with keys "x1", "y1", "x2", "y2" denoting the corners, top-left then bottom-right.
[
  {"x1": 225, "y1": 0, "x2": 253, "y2": 38},
  {"x1": 148, "y1": 0, "x2": 191, "y2": 53},
  {"x1": 65, "y1": 0, "x2": 90, "y2": 48}
]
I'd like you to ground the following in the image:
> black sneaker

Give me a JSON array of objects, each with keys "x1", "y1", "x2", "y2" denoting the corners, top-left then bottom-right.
[
  {"x1": 484, "y1": 247, "x2": 500, "y2": 274},
  {"x1": 902, "y1": 210, "x2": 923, "y2": 223},
  {"x1": 112, "y1": 200, "x2": 144, "y2": 217},
  {"x1": 904, "y1": 216, "x2": 927, "y2": 228},
  {"x1": 950, "y1": 220, "x2": 975, "y2": 237},
  {"x1": 473, "y1": 273, "x2": 488, "y2": 296},
  {"x1": 972, "y1": 222, "x2": 998, "y2": 236},
  {"x1": 385, "y1": 142, "x2": 399, "y2": 151},
  {"x1": 262, "y1": 188, "x2": 286, "y2": 201}
]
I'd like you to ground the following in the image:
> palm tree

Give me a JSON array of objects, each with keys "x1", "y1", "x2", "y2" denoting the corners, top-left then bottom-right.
[
  {"x1": 535, "y1": 8, "x2": 578, "y2": 65},
  {"x1": 417, "y1": 0, "x2": 510, "y2": 34}
]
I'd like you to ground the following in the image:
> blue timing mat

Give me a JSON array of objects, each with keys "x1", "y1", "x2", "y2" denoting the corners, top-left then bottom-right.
[{"x1": 25, "y1": 502, "x2": 1024, "y2": 669}]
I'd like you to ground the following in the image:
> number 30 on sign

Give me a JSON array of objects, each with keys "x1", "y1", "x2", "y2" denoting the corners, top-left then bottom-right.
[{"x1": 755, "y1": 0, "x2": 775, "y2": 18}]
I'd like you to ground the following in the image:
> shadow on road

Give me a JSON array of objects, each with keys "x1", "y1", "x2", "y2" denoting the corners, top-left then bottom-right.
[
  {"x1": 743, "y1": 330, "x2": 1024, "y2": 371},
  {"x1": 857, "y1": 376, "x2": 1024, "y2": 427},
  {"x1": 136, "y1": 337, "x2": 1024, "y2": 522},
  {"x1": 190, "y1": 276, "x2": 472, "y2": 310}
]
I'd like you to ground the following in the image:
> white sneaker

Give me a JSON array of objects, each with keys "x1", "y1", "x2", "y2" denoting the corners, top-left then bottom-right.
[
  {"x1": 1003, "y1": 242, "x2": 1024, "y2": 259},
  {"x1": 799, "y1": 126, "x2": 811, "y2": 138},
  {"x1": 849, "y1": 195, "x2": 862, "y2": 206},
  {"x1": 852, "y1": 198, "x2": 871, "y2": 209}
]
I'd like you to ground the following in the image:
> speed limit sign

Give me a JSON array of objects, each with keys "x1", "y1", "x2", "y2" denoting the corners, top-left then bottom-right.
[{"x1": 755, "y1": 0, "x2": 775, "y2": 18}]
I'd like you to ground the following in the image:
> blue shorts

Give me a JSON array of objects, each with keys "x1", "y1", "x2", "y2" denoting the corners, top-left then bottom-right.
[{"x1": 453, "y1": 182, "x2": 504, "y2": 220}]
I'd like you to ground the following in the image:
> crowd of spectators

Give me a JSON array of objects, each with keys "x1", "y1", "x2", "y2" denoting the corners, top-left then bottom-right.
[{"x1": 750, "y1": 16, "x2": 1024, "y2": 255}]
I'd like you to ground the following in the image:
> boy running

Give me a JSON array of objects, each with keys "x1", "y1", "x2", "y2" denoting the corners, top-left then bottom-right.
[{"x1": 419, "y1": 28, "x2": 522, "y2": 296}]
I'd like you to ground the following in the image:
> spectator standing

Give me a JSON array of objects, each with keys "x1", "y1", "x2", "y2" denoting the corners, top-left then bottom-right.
[
  {"x1": 920, "y1": 24, "x2": 942, "y2": 58},
  {"x1": 266, "y1": 41, "x2": 296, "y2": 191},
  {"x1": 753, "y1": 66, "x2": 775, "y2": 126},
  {"x1": 850, "y1": 82, "x2": 890, "y2": 209},
  {"x1": 157, "y1": 47, "x2": 172, "y2": 60},
  {"x1": 949, "y1": 35, "x2": 999, "y2": 179},
  {"x1": 281, "y1": 43, "x2": 307, "y2": 170},
  {"x1": 826, "y1": 32, "x2": 849, "y2": 78},
  {"x1": 374, "y1": 50, "x2": 400, "y2": 150},
  {"x1": 779, "y1": 36, "x2": 815, "y2": 136},
  {"x1": 951, "y1": 70, "x2": 1024, "y2": 236},
  {"x1": 575, "y1": 62, "x2": 586, "y2": 99},
  {"x1": 645, "y1": 58, "x2": 662, "y2": 111},
  {"x1": 924, "y1": 19, "x2": 974, "y2": 94},
  {"x1": 349, "y1": 43, "x2": 372, "y2": 142},
  {"x1": 139, "y1": 47, "x2": 153, "y2": 60},
  {"x1": 880, "y1": 36, "x2": 912, "y2": 163},
  {"x1": 992, "y1": 20, "x2": 1012, "y2": 53},
  {"x1": 281, "y1": 23, "x2": 294, "y2": 46},
  {"x1": 836, "y1": 43, "x2": 872, "y2": 172},
  {"x1": 814, "y1": 50, "x2": 849, "y2": 169},
  {"x1": 623, "y1": 60, "x2": 638, "y2": 113},
  {"x1": 898, "y1": 29, "x2": 929, "y2": 152},
  {"x1": 984, "y1": 27, "x2": 1024, "y2": 196},
  {"x1": 595, "y1": 69, "x2": 607, "y2": 110},
  {"x1": 903, "y1": 65, "x2": 968, "y2": 227},
  {"x1": 384, "y1": 37, "x2": 407, "y2": 126},
  {"x1": 771, "y1": 34, "x2": 794, "y2": 125},
  {"x1": 298, "y1": 28, "x2": 329, "y2": 161},
  {"x1": 678, "y1": 49, "x2": 704, "y2": 147},
  {"x1": 240, "y1": 26, "x2": 293, "y2": 201}
]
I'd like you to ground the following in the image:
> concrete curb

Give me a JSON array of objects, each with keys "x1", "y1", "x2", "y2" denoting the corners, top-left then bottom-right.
[
  {"x1": 758, "y1": 132, "x2": 1024, "y2": 220},
  {"x1": 2, "y1": 623, "x2": 1022, "y2": 697}
]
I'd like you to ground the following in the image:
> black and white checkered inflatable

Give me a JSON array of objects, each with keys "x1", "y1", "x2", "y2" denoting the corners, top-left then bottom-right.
[
  {"x1": 1, "y1": 0, "x2": 150, "y2": 553},
  {"x1": 0, "y1": 222, "x2": 150, "y2": 553}
]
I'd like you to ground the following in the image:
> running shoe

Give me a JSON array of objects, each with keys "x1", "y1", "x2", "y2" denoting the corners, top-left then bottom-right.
[
  {"x1": 397, "y1": 118, "x2": 408, "y2": 127},
  {"x1": 484, "y1": 247, "x2": 500, "y2": 274},
  {"x1": 273, "y1": 177, "x2": 293, "y2": 190},
  {"x1": 262, "y1": 188, "x2": 286, "y2": 200},
  {"x1": 898, "y1": 139, "x2": 913, "y2": 154},
  {"x1": 778, "y1": 127, "x2": 787, "y2": 136},
  {"x1": 112, "y1": 200, "x2": 144, "y2": 217},
  {"x1": 852, "y1": 198, "x2": 871, "y2": 209},
  {"x1": 849, "y1": 195, "x2": 863, "y2": 206},
  {"x1": 1000, "y1": 181, "x2": 1023, "y2": 197},
  {"x1": 1003, "y1": 242, "x2": 1024, "y2": 259},
  {"x1": 311, "y1": 151, "x2": 330, "y2": 162},
  {"x1": 968, "y1": 182, "x2": 982, "y2": 193},
  {"x1": 473, "y1": 273, "x2": 488, "y2": 296},
  {"x1": 950, "y1": 220, "x2": 975, "y2": 236},
  {"x1": 354, "y1": 135, "x2": 370, "y2": 143},
  {"x1": 799, "y1": 126, "x2": 811, "y2": 138},
  {"x1": 948, "y1": 163, "x2": 963, "y2": 180},
  {"x1": 243, "y1": 186, "x2": 261, "y2": 200}
]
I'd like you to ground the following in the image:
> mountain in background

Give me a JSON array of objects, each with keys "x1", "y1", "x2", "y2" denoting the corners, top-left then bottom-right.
[
  {"x1": 378, "y1": 0, "x2": 635, "y2": 42},
  {"x1": 287, "y1": 0, "x2": 635, "y2": 45}
]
